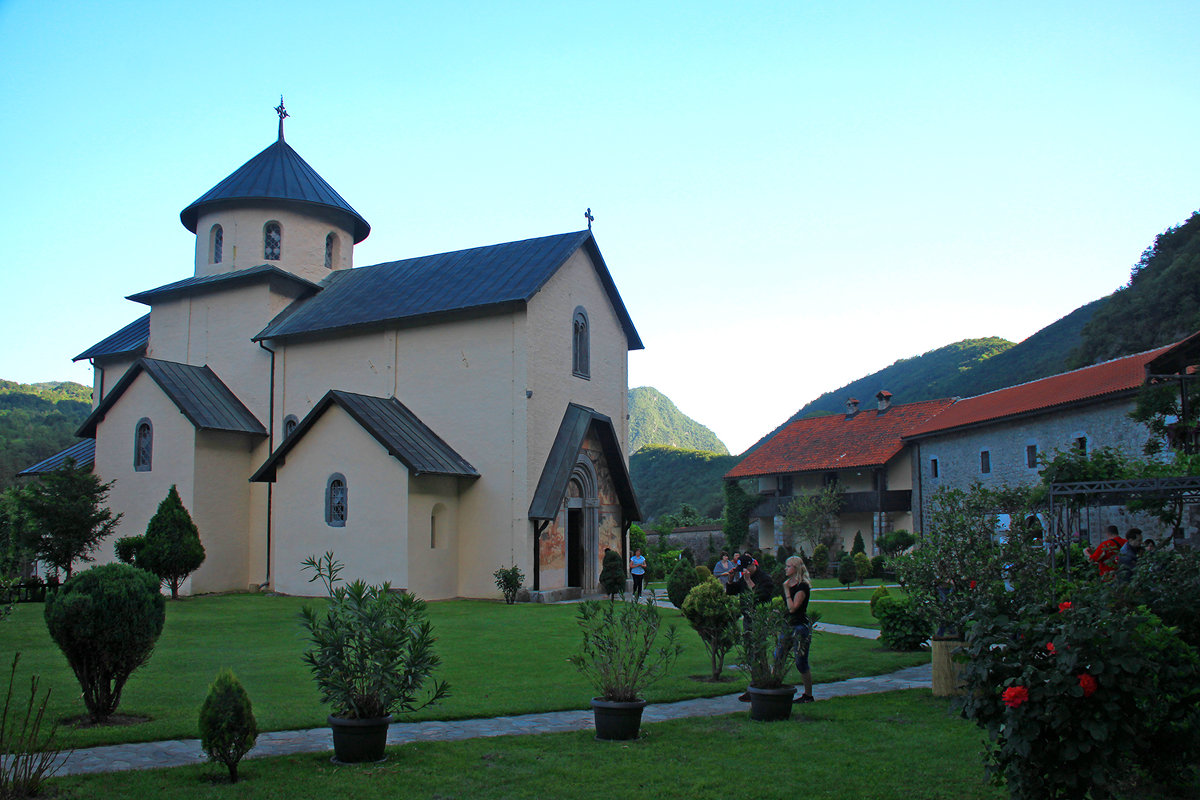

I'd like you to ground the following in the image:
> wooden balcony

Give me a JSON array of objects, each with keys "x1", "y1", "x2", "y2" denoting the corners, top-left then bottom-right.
[{"x1": 753, "y1": 489, "x2": 912, "y2": 518}]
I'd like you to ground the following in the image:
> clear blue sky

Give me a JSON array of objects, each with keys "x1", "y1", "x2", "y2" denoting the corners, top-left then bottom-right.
[{"x1": 2, "y1": 0, "x2": 1198, "y2": 454}]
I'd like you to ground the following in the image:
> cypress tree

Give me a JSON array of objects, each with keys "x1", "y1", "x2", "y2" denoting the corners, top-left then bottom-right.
[
  {"x1": 199, "y1": 668, "x2": 258, "y2": 782},
  {"x1": 140, "y1": 485, "x2": 205, "y2": 599}
]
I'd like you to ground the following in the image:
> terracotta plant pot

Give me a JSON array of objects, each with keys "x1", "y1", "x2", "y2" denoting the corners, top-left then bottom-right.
[
  {"x1": 591, "y1": 698, "x2": 646, "y2": 740},
  {"x1": 328, "y1": 714, "x2": 393, "y2": 763},
  {"x1": 748, "y1": 685, "x2": 795, "y2": 721}
]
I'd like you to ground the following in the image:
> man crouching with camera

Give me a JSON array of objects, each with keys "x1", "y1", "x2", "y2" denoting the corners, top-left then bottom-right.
[{"x1": 726, "y1": 553, "x2": 776, "y2": 702}]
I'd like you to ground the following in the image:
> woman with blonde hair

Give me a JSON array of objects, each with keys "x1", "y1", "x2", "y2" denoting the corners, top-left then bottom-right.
[{"x1": 782, "y1": 555, "x2": 814, "y2": 702}]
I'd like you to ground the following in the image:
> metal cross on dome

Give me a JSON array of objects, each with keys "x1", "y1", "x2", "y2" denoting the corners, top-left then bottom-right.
[
  {"x1": 275, "y1": 96, "x2": 289, "y2": 140},
  {"x1": 584, "y1": 208, "x2": 594, "y2": 230}
]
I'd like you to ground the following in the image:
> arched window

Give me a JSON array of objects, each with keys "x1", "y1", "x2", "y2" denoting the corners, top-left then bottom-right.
[
  {"x1": 325, "y1": 473, "x2": 347, "y2": 527},
  {"x1": 210, "y1": 225, "x2": 223, "y2": 264},
  {"x1": 324, "y1": 233, "x2": 338, "y2": 269},
  {"x1": 134, "y1": 418, "x2": 153, "y2": 472},
  {"x1": 283, "y1": 414, "x2": 299, "y2": 438},
  {"x1": 264, "y1": 222, "x2": 282, "y2": 261},
  {"x1": 572, "y1": 306, "x2": 590, "y2": 379}
]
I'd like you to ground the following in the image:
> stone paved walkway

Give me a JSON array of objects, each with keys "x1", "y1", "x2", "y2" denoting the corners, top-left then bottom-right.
[{"x1": 57, "y1": 658, "x2": 923, "y2": 776}]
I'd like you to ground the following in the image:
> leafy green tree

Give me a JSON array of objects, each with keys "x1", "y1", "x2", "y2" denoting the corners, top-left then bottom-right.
[
  {"x1": 812, "y1": 544, "x2": 829, "y2": 577},
  {"x1": 853, "y1": 552, "x2": 873, "y2": 585},
  {"x1": 783, "y1": 485, "x2": 844, "y2": 552},
  {"x1": 44, "y1": 563, "x2": 165, "y2": 722},
  {"x1": 837, "y1": 555, "x2": 856, "y2": 589},
  {"x1": 18, "y1": 459, "x2": 121, "y2": 577},
  {"x1": 199, "y1": 668, "x2": 258, "y2": 782},
  {"x1": 139, "y1": 485, "x2": 205, "y2": 599},
  {"x1": 0, "y1": 486, "x2": 33, "y2": 578},
  {"x1": 877, "y1": 529, "x2": 915, "y2": 557},
  {"x1": 721, "y1": 479, "x2": 756, "y2": 552},
  {"x1": 680, "y1": 579, "x2": 739, "y2": 680}
]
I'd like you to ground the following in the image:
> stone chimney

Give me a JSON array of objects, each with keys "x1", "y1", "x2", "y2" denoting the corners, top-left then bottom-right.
[
  {"x1": 876, "y1": 390, "x2": 893, "y2": 412},
  {"x1": 845, "y1": 397, "x2": 860, "y2": 416}
]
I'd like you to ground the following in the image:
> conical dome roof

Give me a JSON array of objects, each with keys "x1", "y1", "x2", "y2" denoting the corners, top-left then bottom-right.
[{"x1": 180, "y1": 131, "x2": 370, "y2": 243}]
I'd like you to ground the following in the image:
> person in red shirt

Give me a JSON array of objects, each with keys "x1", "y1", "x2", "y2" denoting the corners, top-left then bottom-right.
[{"x1": 1090, "y1": 525, "x2": 1126, "y2": 577}]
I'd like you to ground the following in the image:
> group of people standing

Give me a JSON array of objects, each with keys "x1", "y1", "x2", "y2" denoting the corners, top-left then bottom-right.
[
  {"x1": 1087, "y1": 525, "x2": 1155, "y2": 582},
  {"x1": 715, "y1": 550, "x2": 815, "y2": 703}
]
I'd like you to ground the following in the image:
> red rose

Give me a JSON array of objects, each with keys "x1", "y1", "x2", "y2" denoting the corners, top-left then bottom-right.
[
  {"x1": 1002, "y1": 685, "x2": 1029, "y2": 708},
  {"x1": 1058, "y1": 601, "x2": 1073, "y2": 612},
  {"x1": 1046, "y1": 642, "x2": 1056, "y2": 654},
  {"x1": 1078, "y1": 674, "x2": 1098, "y2": 697},
  {"x1": 969, "y1": 580, "x2": 977, "y2": 589}
]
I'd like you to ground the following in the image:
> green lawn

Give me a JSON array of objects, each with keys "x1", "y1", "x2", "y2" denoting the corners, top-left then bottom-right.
[
  {"x1": 50, "y1": 690, "x2": 1004, "y2": 800},
  {"x1": 811, "y1": 601, "x2": 879, "y2": 629},
  {"x1": 2, "y1": 594, "x2": 928, "y2": 749}
]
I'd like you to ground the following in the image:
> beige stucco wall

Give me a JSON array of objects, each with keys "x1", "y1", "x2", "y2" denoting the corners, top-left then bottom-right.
[
  {"x1": 407, "y1": 476, "x2": 464, "y2": 600},
  {"x1": 190, "y1": 431, "x2": 258, "y2": 593},
  {"x1": 91, "y1": 356, "x2": 140, "y2": 406},
  {"x1": 192, "y1": 206, "x2": 355, "y2": 282},
  {"x1": 144, "y1": 282, "x2": 288, "y2": 426},
  {"x1": 275, "y1": 312, "x2": 527, "y2": 598},
  {"x1": 92, "y1": 372, "x2": 197, "y2": 566},
  {"x1": 270, "y1": 406, "x2": 411, "y2": 596},
  {"x1": 525, "y1": 249, "x2": 631, "y2": 485}
]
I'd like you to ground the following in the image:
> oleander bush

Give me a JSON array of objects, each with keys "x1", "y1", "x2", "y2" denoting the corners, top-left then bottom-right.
[{"x1": 493, "y1": 565, "x2": 524, "y2": 605}]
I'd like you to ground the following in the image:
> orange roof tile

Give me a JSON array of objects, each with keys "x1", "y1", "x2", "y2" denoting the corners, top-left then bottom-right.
[
  {"x1": 904, "y1": 344, "x2": 1176, "y2": 439},
  {"x1": 726, "y1": 398, "x2": 956, "y2": 479}
]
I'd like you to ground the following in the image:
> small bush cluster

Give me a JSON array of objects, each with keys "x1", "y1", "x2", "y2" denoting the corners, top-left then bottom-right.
[
  {"x1": 666, "y1": 557, "x2": 701, "y2": 609},
  {"x1": 598, "y1": 550, "x2": 626, "y2": 597},
  {"x1": 852, "y1": 552, "x2": 872, "y2": 584},
  {"x1": 873, "y1": 595, "x2": 929, "y2": 651},
  {"x1": 870, "y1": 554, "x2": 886, "y2": 578},
  {"x1": 493, "y1": 564, "x2": 524, "y2": 604},
  {"x1": 198, "y1": 668, "x2": 258, "y2": 783},
  {"x1": 869, "y1": 584, "x2": 890, "y2": 615},
  {"x1": 812, "y1": 544, "x2": 829, "y2": 577}
]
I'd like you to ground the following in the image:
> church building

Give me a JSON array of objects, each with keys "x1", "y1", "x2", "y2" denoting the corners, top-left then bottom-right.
[{"x1": 44, "y1": 107, "x2": 643, "y2": 600}]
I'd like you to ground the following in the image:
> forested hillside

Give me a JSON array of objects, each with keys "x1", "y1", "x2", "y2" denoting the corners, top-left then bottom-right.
[
  {"x1": 1073, "y1": 210, "x2": 1200, "y2": 365},
  {"x1": 628, "y1": 386, "x2": 728, "y2": 455},
  {"x1": 629, "y1": 444, "x2": 740, "y2": 522},
  {"x1": 0, "y1": 380, "x2": 92, "y2": 490}
]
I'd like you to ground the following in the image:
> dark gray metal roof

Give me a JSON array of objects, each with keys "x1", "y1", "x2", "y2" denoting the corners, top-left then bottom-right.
[
  {"x1": 253, "y1": 230, "x2": 643, "y2": 349},
  {"x1": 250, "y1": 390, "x2": 479, "y2": 482},
  {"x1": 77, "y1": 358, "x2": 267, "y2": 439},
  {"x1": 127, "y1": 265, "x2": 320, "y2": 306},
  {"x1": 73, "y1": 314, "x2": 150, "y2": 362},
  {"x1": 529, "y1": 403, "x2": 641, "y2": 521},
  {"x1": 180, "y1": 135, "x2": 370, "y2": 243},
  {"x1": 16, "y1": 439, "x2": 96, "y2": 477}
]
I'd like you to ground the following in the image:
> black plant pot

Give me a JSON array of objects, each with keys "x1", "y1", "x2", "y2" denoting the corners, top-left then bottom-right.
[
  {"x1": 748, "y1": 686, "x2": 795, "y2": 721},
  {"x1": 591, "y1": 698, "x2": 646, "y2": 740},
  {"x1": 328, "y1": 714, "x2": 393, "y2": 763}
]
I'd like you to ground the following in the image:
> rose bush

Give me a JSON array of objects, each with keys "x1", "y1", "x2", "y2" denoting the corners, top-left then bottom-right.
[{"x1": 959, "y1": 582, "x2": 1200, "y2": 799}]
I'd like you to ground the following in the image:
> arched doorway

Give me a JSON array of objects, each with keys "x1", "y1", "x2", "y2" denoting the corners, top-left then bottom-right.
[{"x1": 565, "y1": 459, "x2": 599, "y2": 590}]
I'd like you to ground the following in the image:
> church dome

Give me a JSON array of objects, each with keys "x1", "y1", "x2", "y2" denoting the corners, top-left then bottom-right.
[{"x1": 180, "y1": 121, "x2": 370, "y2": 244}]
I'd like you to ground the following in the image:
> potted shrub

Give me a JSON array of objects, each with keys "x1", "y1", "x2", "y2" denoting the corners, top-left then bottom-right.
[
  {"x1": 736, "y1": 596, "x2": 798, "y2": 721},
  {"x1": 299, "y1": 552, "x2": 449, "y2": 763},
  {"x1": 569, "y1": 597, "x2": 681, "y2": 740}
]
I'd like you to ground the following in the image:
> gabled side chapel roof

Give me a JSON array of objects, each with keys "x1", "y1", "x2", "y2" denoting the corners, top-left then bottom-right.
[
  {"x1": 529, "y1": 403, "x2": 642, "y2": 521},
  {"x1": 76, "y1": 358, "x2": 267, "y2": 438},
  {"x1": 725, "y1": 398, "x2": 956, "y2": 479},
  {"x1": 249, "y1": 390, "x2": 479, "y2": 482},
  {"x1": 252, "y1": 230, "x2": 644, "y2": 348},
  {"x1": 17, "y1": 439, "x2": 96, "y2": 477}
]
